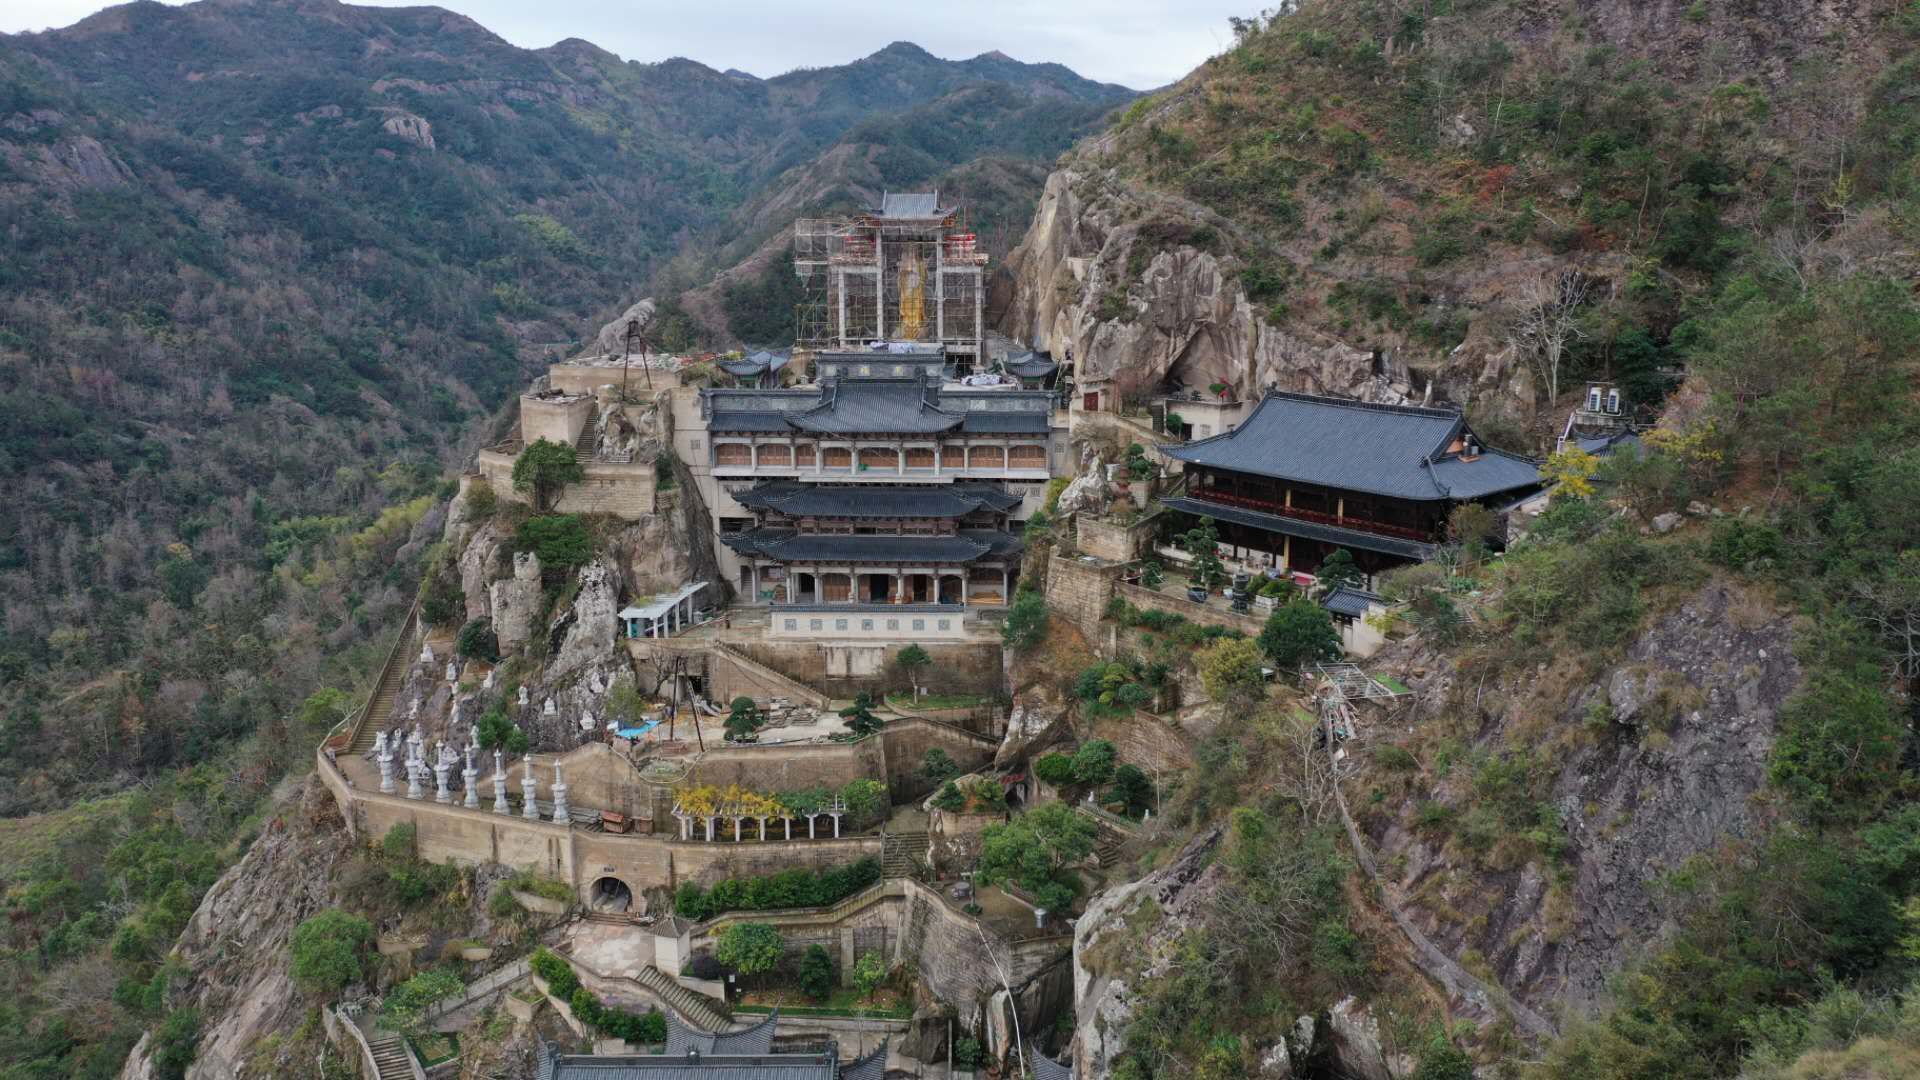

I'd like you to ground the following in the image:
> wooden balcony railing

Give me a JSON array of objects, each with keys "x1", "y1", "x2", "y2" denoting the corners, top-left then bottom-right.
[{"x1": 1187, "y1": 489, "x2": 1433, "y2": 543}]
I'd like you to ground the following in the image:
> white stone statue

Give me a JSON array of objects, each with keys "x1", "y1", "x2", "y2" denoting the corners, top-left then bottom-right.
[
  {"x1": 445, "y1": 660, "x2": 459, "y2": 683},
  {"x1": 420, "y1": 643, "x2": 435, "y2": 665},
  {"x1": 587, "y1": 672, "x2": 604, "y2": 695},
  {"x1": 518, "y1": 685, "x2": 530, "y2": 707},
  {"x1": 543, "y1": 697, "x2": 557, "y2": 716},
  {"x1": 483, "y1": 669, "x2": 496, "y2": 690}
]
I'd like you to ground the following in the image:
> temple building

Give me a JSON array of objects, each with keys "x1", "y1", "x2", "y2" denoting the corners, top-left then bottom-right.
[
  {"x1": 673, "y1": 343, "x2": 1059, "y2": 640},
  {"x1": 1161, "y1": 391, "x2": 1542, "y2": 584}
]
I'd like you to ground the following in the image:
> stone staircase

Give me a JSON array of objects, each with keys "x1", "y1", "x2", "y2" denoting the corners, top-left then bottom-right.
[
  {"x1": 709, "y1": 642, "x2": 831, "y2": 710},
  {"x1": 350, "y1": 606, "x2": 420, "y2": 756},
  {"x1": 882, "y1": 831, "x2": 927, "y2": 878},
  {"x1": 633, "y1": 963, "x2": 732, "y2": 1030},
  {"x1": 574, "y1": 414, "x2": 599, "y2": 461},
  {"x1": 365, "y1": 1033, "x2": 414, "y2": 1080},
  {"x1": 1094, "y1": 834, "x2": 1123, "y2": 869}
]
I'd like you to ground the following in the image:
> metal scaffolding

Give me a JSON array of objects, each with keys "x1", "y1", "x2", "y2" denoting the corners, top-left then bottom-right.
[{"x1": 793, "y1": 201, "x2": 989, "y2": 364}]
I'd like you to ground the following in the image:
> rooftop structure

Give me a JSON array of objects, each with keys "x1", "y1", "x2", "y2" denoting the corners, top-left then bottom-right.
[
  {"x1": 534, "y1": 1017, "x2": 885, "y2": 1080},
  {"x1": 794, "y1": 191, "x2": 988, "y2": 366},
  {"x1": 1161, "y1": 391, "x2": 1541, "y2": 583}
]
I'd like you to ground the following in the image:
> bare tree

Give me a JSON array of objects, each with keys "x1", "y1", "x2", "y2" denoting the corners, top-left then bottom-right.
[{"x1": 1504, "y1": 270, "x2": 1591, "y2": 410}]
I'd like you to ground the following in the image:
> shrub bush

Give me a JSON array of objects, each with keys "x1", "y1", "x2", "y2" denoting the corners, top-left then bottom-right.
[
  {"x1": 289, "y1": 908, "x2": 373, "y2": 994},
  {"x1": 1033, "y1": 753, "x2": 1076, "y2": 787},
  {"x1": 673, "y1": 858, "x2": 882, "y2": 922}
]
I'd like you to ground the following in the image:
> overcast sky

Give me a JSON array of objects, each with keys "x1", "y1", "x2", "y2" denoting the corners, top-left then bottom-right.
[{"x1": 3, "y1": 0, "x2": 1255, "y2": 90}]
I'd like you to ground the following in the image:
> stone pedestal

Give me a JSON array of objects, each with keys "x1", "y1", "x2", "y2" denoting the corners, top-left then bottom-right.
[
  {"x1": 377, "y1": 750, "x2": 395, "y2": 794},
  {"x1": 522, "y1": 767, "x2": 540, "y2": 820},
  {"x1": 550, "y1": 763, "x2": 569, "y2": 823},
  {"x1": 493, "y1": 752, "x2": 510, "y2": 815},
  {"x1": 463, "y1": 765, "x2": 480, "y2": 809},
  {"x1": 406, "y1": 760, "x2": 423, "y2": 800}
]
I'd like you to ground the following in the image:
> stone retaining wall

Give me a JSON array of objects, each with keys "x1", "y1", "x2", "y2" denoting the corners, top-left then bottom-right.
[{"x1": 1044, "y1": 553, "x2": 1129, "y2": 637}]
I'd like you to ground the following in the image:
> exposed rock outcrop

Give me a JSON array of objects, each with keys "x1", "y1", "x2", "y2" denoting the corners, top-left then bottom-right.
[
  {"x1": 118, "y1": 779, "x2": 356, "y2": 1080},
  {"x1": 1369, "y1": 581, "x2": 1799, "y2": 1016},
  {"x1": 490, "y1": 550, "x2": 543, "y2": 652},
  {"x1": 1002, "y1": 169, "x2": 1409, "y2": 407},
  {"x1": 587, "y1": 298, "x2": 657, "y2": 358},
  {"x1": 1070, "y1": 827, "x2": 1223, "y2": 1079}
]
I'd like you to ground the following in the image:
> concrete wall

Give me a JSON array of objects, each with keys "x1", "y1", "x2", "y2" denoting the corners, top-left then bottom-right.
[
  {"x1": 767, "y1": 609, "x2": 980, "y2": 643},
  {"x1": 878, "y1": 719, "x2": 999, "y2": 803},
  {"x1": 1044, "y1": 553, "x2": 1128, "y2": 638},
  {"x1": 1075, "y1": 516, "x2": 1152, "y2": 563},
  {"x1": 474, "y1": 449, "x2": 657, "y2": 521},
  {"x1": 733, "y1": 641, "x2": 1003, "y2": 700},
  {"x1": 523, "y1": 393, "x2": 595, "y2": 447},
  {"x1": 1085, "y1": 710, "x2": 1194, "y2": 779}
]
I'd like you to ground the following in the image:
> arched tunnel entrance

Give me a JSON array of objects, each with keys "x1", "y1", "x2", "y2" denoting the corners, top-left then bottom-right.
[{"x1": 588, "y1": 876, "x2": 633, "y2": 913}]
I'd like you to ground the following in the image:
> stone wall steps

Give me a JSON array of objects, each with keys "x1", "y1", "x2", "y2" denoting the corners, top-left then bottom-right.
[
  {"x1": 365, "y1": 1033, "x2": 414, "y2": 1080},
  {"x1": 350, "y1": 606, "x2": 420, "y2": 756}
]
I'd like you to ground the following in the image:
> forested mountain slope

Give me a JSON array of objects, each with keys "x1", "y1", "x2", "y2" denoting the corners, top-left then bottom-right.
[
  {"x1": 1000, "y1": 3, "x2": 1920, "y2": 1079},
  {"x1": 1004, "y1": 0, "x2": 1919, "y2": 437}
]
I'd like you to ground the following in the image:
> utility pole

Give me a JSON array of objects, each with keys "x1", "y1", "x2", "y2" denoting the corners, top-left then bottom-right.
[{"x1": 623, "y1": 316, "x2": 654, "y2": 400}]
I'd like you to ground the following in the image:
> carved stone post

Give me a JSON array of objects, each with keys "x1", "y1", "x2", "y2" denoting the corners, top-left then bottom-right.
[
  {"x1": 550, "y1": 762, "x2": 569, "y2": 824},
  {"x1": 493, "y1": 750, "x2": 509, "y2": 815},
  {"x1": 522, "y1": 759, "x2": 540, "y2": 820},
  {"x1": 462, "y1": 744, "x2": 479, "y2": 809},
  {"x1": 375, "y1": 731, "x2": 395, "y2": 794}
]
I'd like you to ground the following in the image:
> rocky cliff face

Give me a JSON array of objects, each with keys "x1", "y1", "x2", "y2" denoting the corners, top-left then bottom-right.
[
  {"x1": 1367, "y1": 580, "x2": 1799, "y2": 1017},
  {"x1": 1002, "y1": 169, "x2": 1413, "y2": 407},
  {"x1": 119, "y1": 778, "x2": 355, "y2": 1080}
]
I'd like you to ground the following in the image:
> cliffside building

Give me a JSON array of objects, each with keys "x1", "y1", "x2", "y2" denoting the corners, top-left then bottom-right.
[
  {"x1": 671, "y1": 345, "x2": 1064, "y2": 640},
  {"x1": 1160, "y1": 391, "x2": 1542, "y2": 583}
]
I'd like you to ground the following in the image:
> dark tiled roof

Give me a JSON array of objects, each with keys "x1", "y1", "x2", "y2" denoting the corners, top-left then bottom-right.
[
  {"x1": 1163, "y1": 391, "x2": 1540, "y2": 502},
  {"x1": 734, "y1": 481, "x2": 1021, "y2": 519},
  {"x1": 1321, "y1": 585, "x2": 1383, "y2": 618},
  {"x1": 1160, "y1": 496, "x2": 1437, "y2": 561},
  {"x1": 1574, "y1": 431, "x2": 1642, "y2": 458},
  {"x1": 792, "y1": 380, "x2": 963, "y2": 435},
  {"x1": 960, "y1": 410, "x2": 1051, "y2": 434},
  {"x1": 710, "y1": 410, "x2": 803, "y2": 433},
  {"x1": 720, "y1": 528, "x2": 1022, "y2": 564},
  {"x1": 666, "y1": 1012, "x2": 778, "y2": 1057},
  {"x1": 1004, "y1": 355, "x2": 1058, "y2": 379},
  {"x1": 540, "y1": 1047, "x2": 836, "y2": 1079},
  {"x1": 876, "y1": 192, "x2": 945, "y2": 218},
  {"x1": 838, "y1": 1041, "x2": 887, "y2": 1080}
]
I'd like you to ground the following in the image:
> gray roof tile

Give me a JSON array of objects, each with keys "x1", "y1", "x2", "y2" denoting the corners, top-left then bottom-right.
[
  {"x1": 735, "y1": 481, "x2": 1021, "y2": 519},
  {"x1": 1164, "y1": 391, "x2": 1539, "y2": 502},
  {"x1": 876, "y1": 192, "x2": 944, "y2": 218},
  {"x1": 1321, "y1": 585, "x2": 1383, "y2": 618},
  {"x1": 721, "y1": 528, "x2": 1022, "y2": 564},
  {"x1": 791, "y1": 379, "x2": 963, "y2": 435},
  {"x1": 666, "y1": 1012, "x2": 778, "y2": 1057}
]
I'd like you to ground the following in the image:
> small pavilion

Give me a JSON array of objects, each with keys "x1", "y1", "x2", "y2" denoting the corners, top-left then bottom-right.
[{"x1": 620, "y1": 581, "x2": 711, "y2": 639}]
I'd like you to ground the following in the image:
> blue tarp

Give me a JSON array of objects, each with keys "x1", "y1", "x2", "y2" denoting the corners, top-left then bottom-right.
[{"x1": 616, "y1": 719, "x2": 662, "y2": 739}]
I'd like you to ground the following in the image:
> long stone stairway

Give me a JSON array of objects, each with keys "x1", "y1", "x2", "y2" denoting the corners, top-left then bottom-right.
[
  {"x1": 882, "y1": 831, "x2": 927, "y2": 878},
  {"x1": 349, "y1": 607, "x2": 420, "y2": 756},
  {"x1": 633, "y1": 963, "x2": 732, "y2": 1030},
  {"x1": 573, "y1": 414, "x2": 599, "y2": 461},
  {"x1": 709, "y1": 642, "x2": 831, "y2": 710},
  {"x1": 365, "y1": 1033, "x2": 414, "y2": 1080}
]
